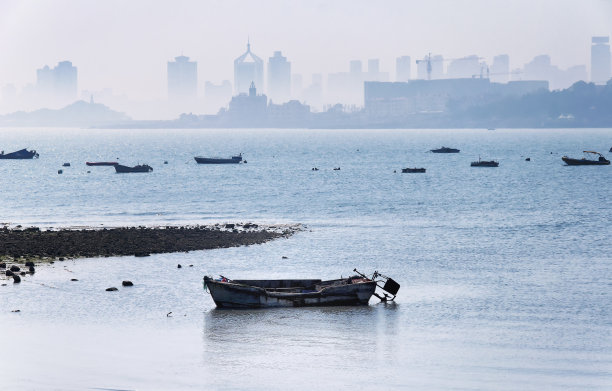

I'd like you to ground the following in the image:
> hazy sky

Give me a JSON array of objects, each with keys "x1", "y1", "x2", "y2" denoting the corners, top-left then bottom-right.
[{"x1": 1, "y1": 0, "x2": 611, "y2": 100}]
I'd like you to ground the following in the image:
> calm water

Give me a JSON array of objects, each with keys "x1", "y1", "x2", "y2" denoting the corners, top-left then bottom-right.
[{"x1": 0, "y1": 128, "x2": 611, "y2": 390}]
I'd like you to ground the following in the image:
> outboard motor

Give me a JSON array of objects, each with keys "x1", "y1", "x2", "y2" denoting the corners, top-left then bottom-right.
[{"x1": 353, "y1": 269, "x2": 400, "y2": 302}]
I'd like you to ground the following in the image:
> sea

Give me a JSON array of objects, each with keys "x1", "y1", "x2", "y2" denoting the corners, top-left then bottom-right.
[{"x1": 0, "y1": 128, "x2": 610, "y2": 390}]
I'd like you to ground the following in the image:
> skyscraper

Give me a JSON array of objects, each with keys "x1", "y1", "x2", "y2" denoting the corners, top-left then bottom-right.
[
  {"x1": 267, "y1": 51, "x2": 291, "y2": 103},
  {"x1": 591, "y1": 36, "x2": 611, "y2": 84},
  {"x1": 167, "y1": 55, "x2": 197, "y2": 100},
  {"x1": 234, "y1": 41, "x2": 264, "y2": 94},
  {"x1": 490, "y1": 55, "x2": 510, "y2": 83},
  {"x1": 396, "y1": 56, "x2": 411, "y2": 81},
  {"x1": 36, "y1": 61, "x2": 77, "y2": 102}
]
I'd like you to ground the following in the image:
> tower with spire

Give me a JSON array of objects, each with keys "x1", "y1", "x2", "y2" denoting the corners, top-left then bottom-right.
[{"x1": 234, "y1": 39, "x2": 264, "y2": 94}]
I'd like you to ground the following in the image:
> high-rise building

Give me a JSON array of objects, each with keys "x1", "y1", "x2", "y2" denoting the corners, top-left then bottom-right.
[
  {"x1": 591, "y1": 36, "x2": 611, "y2": 84},
  {"x1": 368, "y1": 59, "x2": 380, "y2": 75},
  {"x1": 267, "y1": 51, "x2": 291, "y2": 103},
  {"x1": 36, "y1": 61, "x2": 78, "y2": 102},
  {"x1": 396, "y1": 56, "x2": 411, "y2": 81},
  {"x1": 447, "y1": 55, "x2": 481, "y2": 79},
  {"x1": 167, "y1": 55, "x2": 197, "y2": 100},
  {"x1": 490, "y1": 55, "x2": 510, "y2": 83},
  {"x1": 350, "y1": 60, "x2": 362, "y2": 74},
  {"x1": 234, "y1": 41, "x2": 264, "y2": 94}
]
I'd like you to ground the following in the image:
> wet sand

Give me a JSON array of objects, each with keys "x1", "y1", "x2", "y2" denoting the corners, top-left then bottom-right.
[{"x1": 0, "y1": 223, "x2": 300, "y2": 263}]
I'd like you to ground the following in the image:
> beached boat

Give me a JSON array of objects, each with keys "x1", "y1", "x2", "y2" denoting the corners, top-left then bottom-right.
[
  {"x1": 471, "y1": 158, "x2": 499, "y2": 167},
  {"x1": 114, "y1": 164, "x2": 153, "y2": 173},
  {"x1": 402, "y1": 167, "x2": 426, "y2": 173},
  {"x1": 0, "y1": 148, "x2": 39, "y2": 159},
  {"x1": 86, "y1": 161, "x2": 119, "y2": 166},
  {"x1": 430, "y1": 146, "x2": 460, "y2": 153},
  {"x1": 203, "y1": 270, "x2": 400, "y2": 308},
  {"x1": 561, "y1": 151, "x2": 610, "y2": 166},
  {"x1": 194, "y1": 154, "x2": 242, "y2": 164}
]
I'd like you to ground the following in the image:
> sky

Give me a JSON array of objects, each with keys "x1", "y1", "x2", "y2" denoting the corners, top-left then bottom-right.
[{"x1": 0, "y1": 0, "x2": 611, "y2": 101}]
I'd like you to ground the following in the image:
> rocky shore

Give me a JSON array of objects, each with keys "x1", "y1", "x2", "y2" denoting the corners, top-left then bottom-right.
[{"x1": 0, "y1": 223, "x2": 300, "y2": 262}]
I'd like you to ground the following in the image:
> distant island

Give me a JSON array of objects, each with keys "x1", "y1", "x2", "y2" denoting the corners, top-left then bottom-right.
[
  {"x1": 0, "y1": 99, "x2": 130, "y2": 127},
  {"x1": 2, "y1": 80, "x2": 611, "y2": 129}
]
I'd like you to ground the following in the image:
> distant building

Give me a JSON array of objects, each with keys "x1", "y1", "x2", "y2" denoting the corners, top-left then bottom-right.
[
  {"x1": 268, "y1": 100, "x2": 311, "y2": 126},
  {"x1": 267, "y1": 51, "x2": 291, "y2": 103},
  {"x1": 366, "y1": 59, "x2": 389, "y2": 82},
  {"x1": 234, "y1": 41, "x2": 264, "y2": 94},
  {"x1": 591, "y1": 36, "x2": 611, "y2": 84},
  {"x1": 364, "y1": 78, "x2": 548, "y2": 118},
  {"x1": 227, "y1": 82, "x2": 267, "y2": 123},
  {"x1": 490, "y1": 55, "x2": 510, "y2": 83},
  {"x1": 36, "y1": 61, "x2": 77, "y2": 101},
  {"x1": 205, "y1": 80, "x2": 232, "y2": 107},
  {"x1": 167, "y1": 55, "x2": 197, "y2": 100},
  {"x1": 349, "y1": 60, "x2": 362, "y2": 74},
  {"x1": 302, "y1": 74, "x2": 323, "y2": 109},
  {"x1": 523, "y1": 55, "x2": 586, "y2": 90},
  {"x1": 447, "y1": 55, "x2": 481, "y2": 79},
  {"x1": 396, "y1": 56, "x2": 411, "y2": 81}
]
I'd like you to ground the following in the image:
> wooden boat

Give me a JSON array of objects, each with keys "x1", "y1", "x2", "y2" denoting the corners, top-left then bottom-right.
[
  {"x1": 471, "y1": 157, "x2": 499, "y2": 167},
  {"x1": 0, "y1": 148, "x2": 39, "y2": 159},
  {"x1": 86, "y1": 161, "x2": 119, "y2": 166},
  {"x1": 114, "y1": 164, "x2": 153, "y2": 173},
  {"x1": 430, "y1": 146, "x2": 460, "y2": 153},
  {"x1": 203, "y1": 270, "x2": 399, "y2": 308},
  {"x1": 402, "y1": 167, "x2": 426, "y2": 173},
  {"x1": 194, "y1": 154, "x2": 242, "y2": 164},
  {"x1": 562, "y1": 151, "x2": 610, "y2": 166}
]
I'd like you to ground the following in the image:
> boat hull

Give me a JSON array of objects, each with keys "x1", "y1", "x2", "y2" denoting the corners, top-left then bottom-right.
[
  {"x1": 431, "y1": 148, "x2": 460, "y2": 153},
  {"x1": 86, "y1": 162, "x2": 118, "y2": 166},
  {"x1": 562, "y1": 157, "x2": 610, "y2": 166},
  {"x1": 471, "y1": 161, "x2": 499, "y2": 167},
  {"x1": 203, "y1": 277, "x2": 377, "y2": 308},
  {"x1": 0, "y1": 149, "x2": 39, "y2": 159},
  {"x1": 194, "y1": 156, "x2": 242, "y2": 164},
  {"x1": 114, "y1": 164, "x2": 153, "y2": 173}
]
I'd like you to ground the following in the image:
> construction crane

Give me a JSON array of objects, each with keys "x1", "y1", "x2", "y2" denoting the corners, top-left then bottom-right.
[
  {"x1": 471, "y1": 66, "x2": 523, "y2": 79},
  {"x1": 416, "y1": 53, "x2": 484, "y2": 80}
]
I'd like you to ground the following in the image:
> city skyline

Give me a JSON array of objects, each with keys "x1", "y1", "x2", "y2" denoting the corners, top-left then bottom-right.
[{"x1": 1, "y1": 0, "x2": 611, "y2": 103}]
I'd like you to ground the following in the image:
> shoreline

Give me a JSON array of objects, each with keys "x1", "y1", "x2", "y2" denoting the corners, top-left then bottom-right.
[{"x1": 0, "y1": 223, "x2": 301, "y2": 265}]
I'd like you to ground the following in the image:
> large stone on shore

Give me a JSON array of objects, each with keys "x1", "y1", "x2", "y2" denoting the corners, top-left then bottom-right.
[
  {"x1": 29, "y1": 266, "x2": 35, "y2": 273},
  {"x1": 122, "y1": 280, "x2": 133, "y2": 287},
  {"x1": 13, "y1": 275, "x2": 21, "y2": 283},
  {"x1": 10, "y1": 265, "x2": 20, "y2": 272},
  {"x1": 106, "y1": 287, "x2": 118, "y2": 291},
  {"x1": 134, "y1": 252, "x2": 150, "y2": 257},
  {"x1": 6, "y1": 270, "x2": 13, "y2": 276},
  {"x1": 0, "y1": 262, "x2": 5, "y2": 269},
  {"x1": 25, "y1": 261, "x2": 34, "y2": 267}
]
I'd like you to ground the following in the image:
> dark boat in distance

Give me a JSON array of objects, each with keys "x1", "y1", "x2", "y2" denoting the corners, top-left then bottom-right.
[
  {"x1": 402, "y1": 167, "x2": 426, "y2": 173},
  {"x1": 562, "y1": 151, "x2": 610, "y2": 166},
  {"x1": 471, "y1": 157, "x2": 499, "y2": 167},
  {"x1": 0, "y1": 148, "x2": 39, "y2": 159},
  {"x1": 430, "y1": 146, "x2": 460, "y2": 153},
  {"x1": 194, "y1": 154, "x2": 242, "y2": 164},
  {"x1": 86, "y1": 161, "x2": 119, "y2": 166},
  {"x1": 114, "y1": 164, "x2": 153, "y2": 173},
  {"x1": 203, "y1": 270, "x2": 400, "y2": 308}
]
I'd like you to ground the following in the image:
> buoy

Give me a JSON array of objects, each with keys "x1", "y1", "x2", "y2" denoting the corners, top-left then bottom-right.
[{"x1": 58, "y1": 170, "x2": 63, "y2": 174}]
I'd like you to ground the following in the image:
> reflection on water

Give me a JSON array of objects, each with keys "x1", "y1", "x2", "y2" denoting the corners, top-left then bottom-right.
[{"x1": 201, "y1": 304, "x2": 402, "y2": 389}]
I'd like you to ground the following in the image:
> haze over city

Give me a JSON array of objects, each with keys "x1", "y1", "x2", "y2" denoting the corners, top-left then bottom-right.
[{"x1": 0, "y1": 0, "x2": 611, "y2": 122}]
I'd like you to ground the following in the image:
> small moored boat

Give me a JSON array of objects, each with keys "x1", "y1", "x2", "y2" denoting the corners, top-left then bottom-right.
[
  {"x1": 203, "y1": 270, "x2": 399, "y2": 308},
  {"x1": 561, "y1": 151, "x2": 610, "y2": 166},
  {"x1": 86, "y1": 161, "x2": 119, "y2": 166},
  {"x1": 194, "y1": 154, "x2": 242, "y2": 164},
  {"x1": 114, "y1": 164, "x2": 153, "y2": 173},
  {"x1": 0, "y1": 148, "x2": 39, "y2": 159},
  {"x1": 471, "y1": 157, "x2": 499, "y2": 167},
  {"x1": 402, "y1": 167, "x2": 426, "y2": 173},
  {"x1": 430, "y1": 146, "x2": 460, "y2": 153}
]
